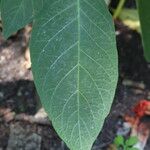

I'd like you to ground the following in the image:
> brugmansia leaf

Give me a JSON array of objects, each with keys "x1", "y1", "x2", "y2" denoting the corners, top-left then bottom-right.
[
  {"x1": 1, "y1": 0, "x2": 45, "y2": 38},
  {"x1": 32, "y1": 0, "x2": 48, "y2": 16},
  {"x1": 136, "y1": 0, "x2": 150, "y2": 61},
  {"x1": 0, "y1": 0, "x2": 1, "y2": 12},
  {"x1": 30, "y1": 0, "x2": 118, "y2": 150},
  {"x1": 0, "y1": 0, "x2": 1, "y2": 19},
  {"x1": 1, "y1": 0, "x2": 33, "y2": 38}
]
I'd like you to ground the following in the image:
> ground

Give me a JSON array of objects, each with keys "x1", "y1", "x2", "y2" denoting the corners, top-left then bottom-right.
[{"x1": 0, "y1": 20, "x2": 150, "y2": 150}]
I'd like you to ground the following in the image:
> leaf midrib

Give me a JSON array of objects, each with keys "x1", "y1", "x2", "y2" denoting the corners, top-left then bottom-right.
[{"x1": 77, "y1": 0, "x2": 82, "y2": 149}]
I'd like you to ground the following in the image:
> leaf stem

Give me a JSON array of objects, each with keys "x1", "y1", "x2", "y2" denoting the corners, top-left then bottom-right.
[{"x1": 113, "y1": 0, "x2": 126, "y2": 19}]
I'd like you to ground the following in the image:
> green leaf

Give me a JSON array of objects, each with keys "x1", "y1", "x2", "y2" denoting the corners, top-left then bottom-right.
[
  {"x1": 1, "y1": 0, "x2": 33, "y2": 38},
  {"x1": 0, "y1": 0, "x2": 1, "y2": 19},
  {"x1": 127, "y1": 148, "x2": 139, "y2": 150},
  {"x1": 136, "y1": 0, "x2": 150, "y2": 61},
  {"x1": 125, "y1": 136, "x2": 138, "y2": 147},
  {"x1": 1, "y1": 0, "x2": 45, "y2": 38},
  {"x1": 118, "y1": 8, "x2": 141, "y2": 33},
  {"x1": 114, "y1": 135, "x2": 124, "y2": 147},
  {"x1": 32, "y1": 0, "x2": 48, "y2": 16},
  {"x1": 30, "y1": 0, "x2": 118, "y2": 150},
  {"x1": 0, "y1": 0, "x2": 1, "y2": 10}
]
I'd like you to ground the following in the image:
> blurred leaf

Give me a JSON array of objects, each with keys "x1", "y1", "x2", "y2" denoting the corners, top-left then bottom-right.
[
  {"x1": 137, "y1": 0, "x2": 150, "y2": 61},
  {"x1": 127, "y1": 148, "x2": 139, "y2": 150},
  {"x1": 119, "y1": 8, "x2": 141, "y2": 33},
  {"x1": 114, "y1": 135, "x2": 124, "y2": 147},
  {"x1": 125, "y1": 136, "x2": 138, "y2": 147},
  {"x1": 30, "y1": 0, "x2": 118, "y2": 149}
]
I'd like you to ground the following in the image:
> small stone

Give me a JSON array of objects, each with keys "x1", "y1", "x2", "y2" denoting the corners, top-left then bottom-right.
[
  {"x1": 123, "y1": 79, "x2": 145, "y2": 89},
  {"x1": 0, "y1": 108, "x2": 11, "y2": 116},
  {"x1": 4, "y1": 112, "x2": 15, "y2": 122},
  {"x1": 24, "y1": 48, "x2": 31, "y2": 69},
  {"x1": 25, "y1": 133, "x2": 41, "y2": 150},
  {"x1": 7, "y1": 124, "x2": 41, "y2": 150},
  {"x1": 132, "y1": 89, "x2": 143, "y2": 95},
  {"x1": 34, "y1": 108, "x2": 47, "y2": 119}
]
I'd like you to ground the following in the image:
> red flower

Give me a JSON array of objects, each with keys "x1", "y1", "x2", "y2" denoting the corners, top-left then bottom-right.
[{"x1": 133, "y1": 100, "x2": 150, "y2": 118}]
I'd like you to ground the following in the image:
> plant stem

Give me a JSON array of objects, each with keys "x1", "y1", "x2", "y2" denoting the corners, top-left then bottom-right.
[{"x1": 113, "y1": 0, "x2": 126, "y2": 19}]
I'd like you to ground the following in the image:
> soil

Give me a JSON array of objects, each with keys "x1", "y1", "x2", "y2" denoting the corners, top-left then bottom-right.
[{"x1": 0, "y1": 13, "x2": 150, "y2": 150}]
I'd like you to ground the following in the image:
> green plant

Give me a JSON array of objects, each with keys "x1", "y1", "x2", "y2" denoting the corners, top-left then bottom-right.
[
  {"x1": 114, "y1": 135, "x2": 139, "y2": 150},
  {"x1": 0, "y1": 0, "x2": 149, "y2": 150},
  {"x1": 113, "y1": 0, "x2": 126, "y2": 19},
  {"x1": 112, "y1": 0, "x2": 150, "y2": 61}
]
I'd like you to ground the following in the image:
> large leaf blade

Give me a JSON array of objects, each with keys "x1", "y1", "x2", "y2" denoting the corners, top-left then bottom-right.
[
  {"x1": 1, "y1": 0, "x2": 45, "y2": 38},
  {"x1": 30, "y1": 0, "x2": 118, "y2": 150},
  {"x1": 136, "y1": 0, "x2": 150, "y2": 61}
]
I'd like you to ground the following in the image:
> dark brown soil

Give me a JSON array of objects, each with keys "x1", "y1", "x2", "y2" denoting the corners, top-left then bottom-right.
[{"x1": 0, "y1": 20, "x2": 150, "y2": 150}]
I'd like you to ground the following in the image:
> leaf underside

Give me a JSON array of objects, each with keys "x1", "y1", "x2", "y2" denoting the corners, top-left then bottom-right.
[
  {"x1": 30, "y1": 0, "x2": 118, "y2": 150},
  {"x1": 137, "y1": 0, "x2": 150, "y2": 61}
]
